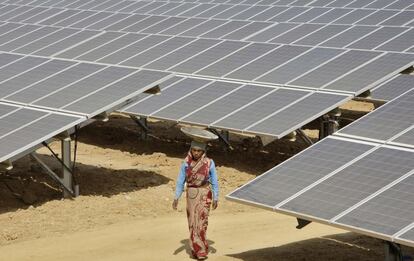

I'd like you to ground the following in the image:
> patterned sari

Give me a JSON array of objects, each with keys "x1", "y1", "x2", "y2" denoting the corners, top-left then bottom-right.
[{"x1": 185, "y1": 151, "x2": 212, "y2": 259}]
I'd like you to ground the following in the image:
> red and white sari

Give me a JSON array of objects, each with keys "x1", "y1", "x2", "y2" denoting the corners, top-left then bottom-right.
[{"x1": 185, "y1": 151, "x2": 212, "y2": 259}]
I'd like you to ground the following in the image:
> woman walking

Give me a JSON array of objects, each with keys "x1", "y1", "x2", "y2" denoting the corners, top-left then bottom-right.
[{"x1": 173, "y1": 128, "x2": 219, "y2": 260}]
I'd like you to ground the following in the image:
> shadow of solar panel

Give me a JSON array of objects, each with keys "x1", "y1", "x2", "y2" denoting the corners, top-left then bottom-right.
[
  {"x1": 336, "y1": 173, "x2": 414, "y2": 236},
  {"x1": 228, "y1": 137, "x2": 374, "y2": 208},
  {"x1": 280, "y1": 147, "x2": 414, "y2": 220},
  {"x1": 339, "y1": 89, "x2": 414, "y2": 142}
]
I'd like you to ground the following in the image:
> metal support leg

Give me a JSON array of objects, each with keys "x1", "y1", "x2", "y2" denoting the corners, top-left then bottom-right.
[
  {"x1": 319, "y1": 114, "x2": 339, "y2": 140},
  {"x1": 131, "y1": 115, "x2": 149, "y2": 140},
  {"x1": 385, "y1": 242, "x2": 403, "y2": 261},
  {"x1": 61, "y1": 138, "x2": 72, "y2": 198},
  {"x1": 296, "y1": 129, "x2": 313, "y2": 146},
  {"x1": 30, "y1": 153, "x2": 75, "y2": 197},
  {"x1": 208, "y1": 129, "x2": 233, "y2": 150}
]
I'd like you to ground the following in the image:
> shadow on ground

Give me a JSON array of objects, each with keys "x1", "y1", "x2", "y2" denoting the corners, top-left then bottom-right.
[
  {"x1": 228, "y1": 232, "x2": 414, "y2": 261},
  {"x1": 0, "y1": 153, "x2": 170, "y2": 214},
  {"x1": 79, "y1": 115, "x2": 309, "y2": 174},
  {"x1": 173, "y1": 238, "x2": 217, "y2": 257}
]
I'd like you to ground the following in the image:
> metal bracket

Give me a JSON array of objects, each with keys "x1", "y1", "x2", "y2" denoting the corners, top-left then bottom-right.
[
  {"x1": 92, "y1": 111, "x2": 109, "y2": 122},
  {"x1": 143, "y1": 85, "x2": 161, "y2": 95},
  {"x1": 208, "y1": 128, "x2": 233, "y2": 150},
  {"x1": 296, "y1": 129, "x2": 313, "y2": 146},
  {"x1": 130, "y1": 115, "x2": 149, "y2": 140},
  {"x1": 296, "y1": 218, "x2": 312, "y2": 229},
  {"x1": 319, "y1": 113, "x2": 339, "y2": 140},
  {"x1": 385, "y1": 242, "x2": 403, "y2": 261},
  {"x1": 30, "y1": 152, "x2": 75, "y2": 197},
  {"x1": 0, "y1": 160, "x2": 13, "y2": 171}
]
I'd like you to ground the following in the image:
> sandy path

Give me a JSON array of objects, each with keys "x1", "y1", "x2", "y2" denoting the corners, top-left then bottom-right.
[{"x1": 0, "y1": 210, "x2": 348, "y2": 261}]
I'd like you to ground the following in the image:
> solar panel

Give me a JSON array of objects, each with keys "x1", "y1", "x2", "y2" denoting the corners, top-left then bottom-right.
[
  {"x1": 396, "y1": 228, "x2": 414, "y2": 248},
  {"x1": 245, "y1": 23, "x2": 299, "y2": 42},
  {"x1": 346, "y1": 27, "x2": 409, "y2": 50},
  {"x1": 310, "y1": 8, "x2": 353, "y2": 23},
  {"x1": 249, "y1": 6, "x2": 289, "y2": 21},
  {"x1": 181, "y1": 84, "x2": 273, "y2": 125},
  {"x1": 371, "y1": 74, "x2": 414, "y2": 101},
  {"x1": 8, "y1": 6, "x2": 48, "y2": 22},
  {"x1": 103, "y1": 14, "x2": 148, "y2": 32},
  {"x1": 121, "y1": 77, "x2": 211, "y2": 116},
  {"x1": 0, "y1": 26, "x2": 60, "y2": 52},
  {"x1": 140, "y1": 17, "x2": 186, "y2": 34},
  {"x1": 97, "y1": 34, "x2": 170, "y2": 64},
  {"x1": 169, "y1": 40, "x2": 249, "y2": 74},
  {"x1": 56, "y1": 31, "x2": 125, "y2": 59},
  {"x1": 226, "y1": 45, "x2": 311, "y2": 81},
  {"x1": 196, "y1": 42, "x2": 276, "y2": 77},
  {"x1": 270, "y1": 23, "x2": 324, "y2": 44},
  {"x1": 160, "y1": 17, "x2": 207, "y2": 35},
  {"x1": 75, "y1": 33, "x2": 147, "y2": 62},
  {"x1": 246, "y1": 92, "x2": 350, "y2": 137},
  {"x1": 144, "y1": 38, "x2": 221, "y2": 71},
  {"x1": 152, "y1": 81, "x2": 241, "y2": 121},
  {"x1": 256, "y1": 47, "x2": 345, "y2": 85},
  {"x1": 227, "y1": 137, "x2": 375, "y2": 208},
  {"x1": 289, "y1": 50, "x2": 381, "y2": 90},
  {"x1": 53, "y1": 10, "x2": 96, "y2": 27},
  {"x1": 375, "y1": 28, "x2": 414, "y2": 52},
  {"x1": 335, "y1": 172, "x2": 414, "y2": 235},
  {"x1": 390, "y1": 128, "x2": 414, "y2": 148},
  {"x1": 280, "y1": 147, "x2": 414, "y2": 220},
  {"x1": 355, "y1": 10, "x2": 399, "y2": 25},
  {"x1": 338, "y1": 89, "x2": 414, "y2": 142},
  {"x1": 180, "y1": 19, "x2": 227, "y2": 37},
  {"x1": 268, "y1": 6, "x2": 310, "y2": 22},
  {"x1": 0, "y1": 102, "x2": 84, "y2": 163},
  {"x1": 322, "y1": 53, "x2": 414, "y2": 94},
  {"x1": 293, "y1": 24, "x2": 350, "y2": 46},
  {"x1": 222, "y1": 22, "x2": 273, "y2": 40},
  {"x1": 332, "y1": 9, "x2": 376, "y2": 24},
  {"x1": 211, "y1": 88, "x2": 310, "y2": 131}
]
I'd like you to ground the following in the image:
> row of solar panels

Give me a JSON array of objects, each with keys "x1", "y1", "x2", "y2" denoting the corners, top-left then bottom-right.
[
  {"x1": 228, "y1": 88, "x2": 414, "y2": 247},
  {"x1": 1, "y1": 11, "x2": 413, "y2": 55},
  {"x1": 121, "y1": 76, "x2": 350, "y2": 137},
  {"x1": 0, "y1": 51, "x2": 171, "y2": 163},
  {"x1": 1, "y1": 8, "x2": 414, "y2": 53},
  {"x1": 1, "y1": 23, "x2": 413, "y2": 97},
  {"x1": 135, "y1": 0, "x2": 414, "y2": 10},
  {"x1": 4, "y1": 0, "x2": 414, "y2": 13},
  {"x1": 3, "y1": 1, "x2": 414, "y2": 26}
]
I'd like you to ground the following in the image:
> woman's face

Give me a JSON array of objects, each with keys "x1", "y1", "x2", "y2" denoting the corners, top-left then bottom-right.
[{"x1": 191, "y1": 148, "x2": 204, "y2": 160}]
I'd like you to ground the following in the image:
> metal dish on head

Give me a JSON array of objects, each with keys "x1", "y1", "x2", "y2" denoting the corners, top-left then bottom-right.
[{"x1": 180, "y1": 126, "x2": 218, "y2": 143}]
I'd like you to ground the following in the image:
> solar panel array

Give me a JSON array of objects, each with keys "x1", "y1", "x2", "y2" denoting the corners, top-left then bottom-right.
[
  {"x1": 227, "y1": 87, "x2": 414, "y2": 247},
  {"x1": 0, "y1": 2, "x2": 412, "y2": 152}
]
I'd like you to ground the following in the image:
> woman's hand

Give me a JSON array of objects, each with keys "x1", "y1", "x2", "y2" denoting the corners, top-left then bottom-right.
[
  {"x1": 212, "y1": 200, "x2": 218, "y2": 210},
  {"x1": 172, "y1": 199, "x2": 178, "y2": 210}
]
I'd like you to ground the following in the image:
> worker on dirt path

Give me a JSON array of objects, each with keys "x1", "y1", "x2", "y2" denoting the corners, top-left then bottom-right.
[{"x1": 172, "y1": 127, "x2": 219, "y2": 260}]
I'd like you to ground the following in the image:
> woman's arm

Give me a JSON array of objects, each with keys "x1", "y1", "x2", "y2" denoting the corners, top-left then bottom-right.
[
  {"x1": 209, "y1": 160, "x2": 219, "y2": 201},
  {"x1": 174, "y1": 162, "x2": 187, "y2": 200}
]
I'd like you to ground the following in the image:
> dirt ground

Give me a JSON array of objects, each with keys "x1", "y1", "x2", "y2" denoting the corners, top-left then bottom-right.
[{"x1": 0, "y1": 101, "x2": 412, "y2": 260}]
